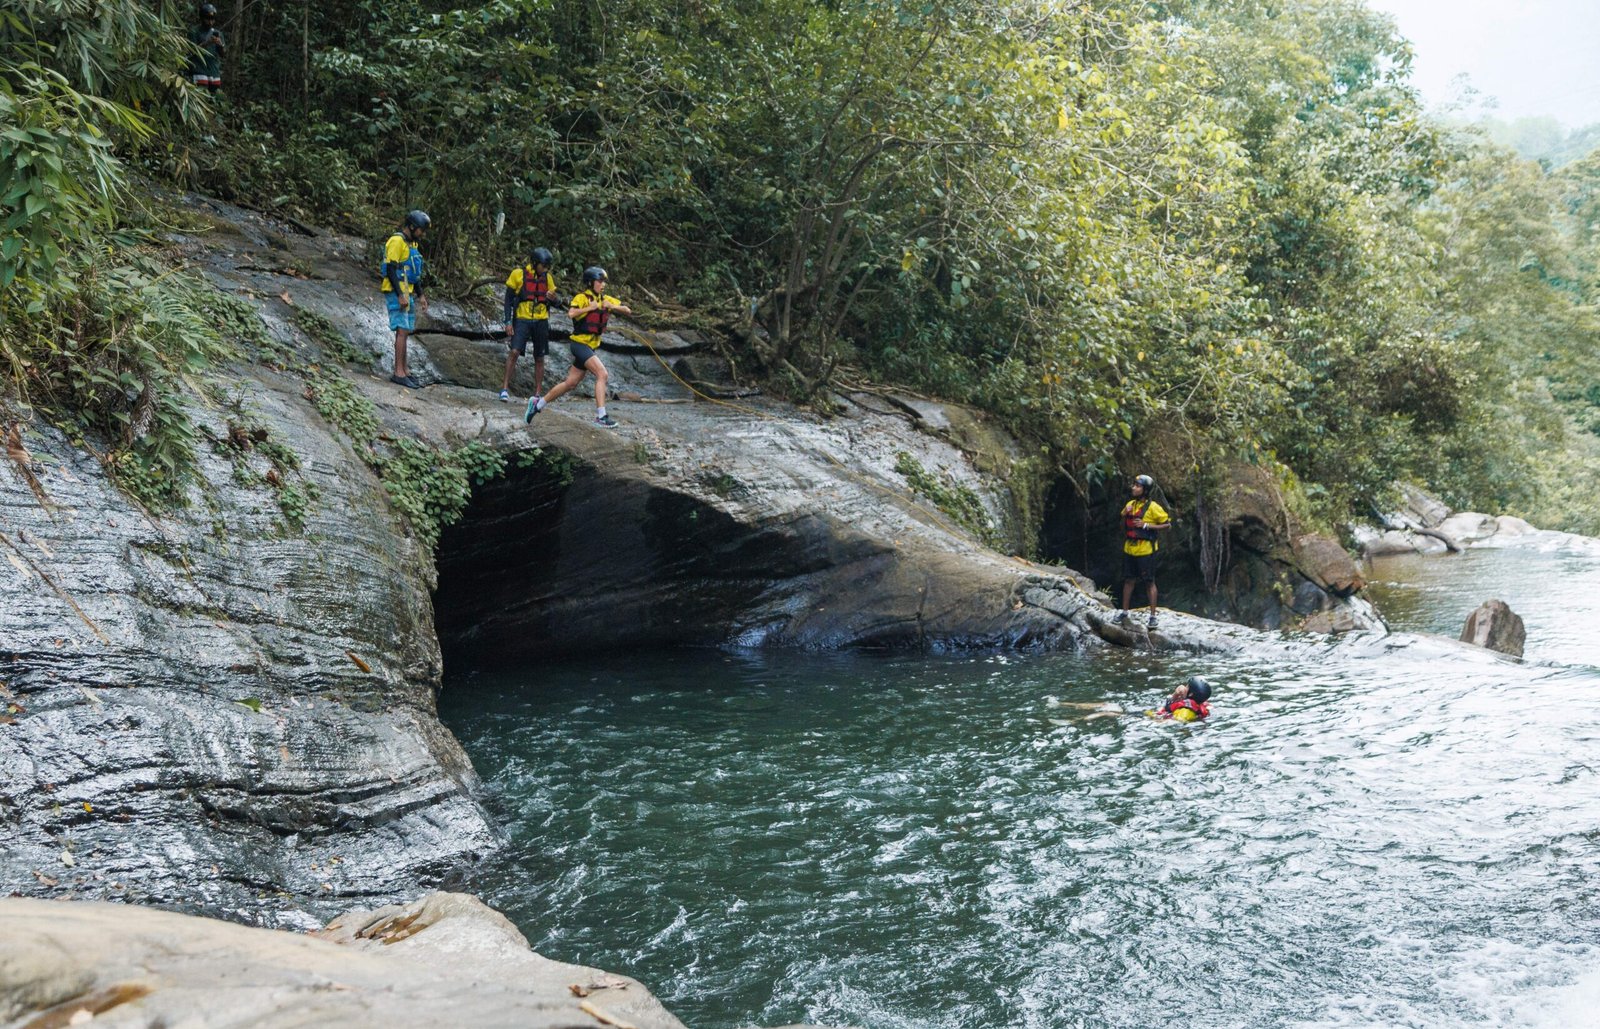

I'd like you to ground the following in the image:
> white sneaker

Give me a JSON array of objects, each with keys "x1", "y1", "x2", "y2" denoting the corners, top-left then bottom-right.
[{"x1": 498, "y1": 389, "x2": 510, "y2": 402}]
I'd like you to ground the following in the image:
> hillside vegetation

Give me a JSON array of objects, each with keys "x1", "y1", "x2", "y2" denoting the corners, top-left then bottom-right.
[{"x1": 6, "y1": 0, "x2": 1600, "y2": 536}]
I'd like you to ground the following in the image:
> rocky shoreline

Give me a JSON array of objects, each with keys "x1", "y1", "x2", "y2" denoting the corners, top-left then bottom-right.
[{"x1": 0, "y1": 196, "x2": 1524, "y2": 1024}]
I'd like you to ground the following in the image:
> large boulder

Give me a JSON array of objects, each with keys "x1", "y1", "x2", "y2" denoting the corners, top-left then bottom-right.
[
  {"x1": 0, "y1": 894, "x2": 690, "y2": 1029},
  {"x1": 1494, "y1": 515, "x2": 1536, "y2": 536},
  {"x1": 1291, "y1": 533, "x2": 1365, "y2": 596},
  {"x1": 1460, "y1": 599, "x2": 1526, "y2": 657},
  {"x1": 1436, "y1": 512, "x2": 1499, "y2": 545},
  {"x1": 1394, "y1": 484, "x2": 1451, "y2": 528}
]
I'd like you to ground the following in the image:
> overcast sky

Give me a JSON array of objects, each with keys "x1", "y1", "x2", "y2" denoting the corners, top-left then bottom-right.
[{"x1": 1365, "y1": 0, "x2": 1600, "y2": 128}]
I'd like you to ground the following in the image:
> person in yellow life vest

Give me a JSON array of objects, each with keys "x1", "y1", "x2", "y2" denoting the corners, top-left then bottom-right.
[
  {"x1": 499, "y1": 246, "x2": 556, "y2": 403},
  {"x1": 380, "y1": 210, "x2": 430, "y2": 389},
  {"x1": 1114, "y1": 474, "x2": 1171, "y2": 628},
  {"x1": 524, "y1": 266, "x2": 631, "y2": 428}
]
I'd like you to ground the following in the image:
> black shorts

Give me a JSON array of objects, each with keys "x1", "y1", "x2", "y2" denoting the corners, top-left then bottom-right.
[
  {"x1": 569, "y1": 341, "x2": 599, "y2": 369},
  {"x1": 509, "y1": 318, "x2": 549, "y2": 358},
  {"x1": 1122, "y1": 552, "x2": 1158, "y2": 583}
]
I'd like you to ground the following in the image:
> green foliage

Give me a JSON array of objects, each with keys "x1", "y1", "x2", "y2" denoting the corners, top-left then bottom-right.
[
  {"x1": 371, "y1": 437, "x2": 471, "y2": 551},
  {"x1": 894, "y1": 451, "x2": 1001, "y2": 548},
  {"x1": 1, "y1": 248, "x2": 232, "y2": 509},
  {"x1": 211, "y1": 418, "x2": 321, "y2": 532},
  {"x1": 293, "y1": 307, "x2": 368, "y2": 364},
  {"x1": 10, "y1": 0, "x2": 1600, "y2": 543},
  {"x1": 515, "y1": 445, "x2": 577, "y2": 487},
  {"x1": 453, "y1": 439, "x2": 506, "y2": 486},
  {"x1": 371, "y1": 437, "x2": 507, "y2": 550},
  {"x1": 305, "y1": 370, "x2": 382, "y2": 446}
]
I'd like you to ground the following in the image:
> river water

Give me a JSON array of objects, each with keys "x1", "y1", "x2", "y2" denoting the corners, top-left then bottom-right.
[{"x1": 440, "y1": 530, "x2": 1600, "y2": 1028}]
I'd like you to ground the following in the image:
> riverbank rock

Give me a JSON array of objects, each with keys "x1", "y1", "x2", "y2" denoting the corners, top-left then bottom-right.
[
  {"x1": 1460, "y1": 599, "x2": 1526, "y2": 657},
  {"x1": 1355, "y1": 485, "x2": 1544, "y2": 560},
  {"x1": 1436, "y1": 512, "x2": 1499, "y2": 545},
  {"x1": 1292, "y1": 533, "x2": 1365, "y2": 595},
  {"x1": 1150, "y1": 463, "x2": 1379, "y2": 633},
  {"x1": 1394, "y1": 483, "x2": 1451, "y2": 528},
  {"x1": 0, "y1": 894, "x2": 690, "y2": 1029},
  {"x1": 0, "y1": 380, "x2": 497, "y2": 924},
  {"x1": 2, "y1": 193, "x2": 1121, "y2": 925}
]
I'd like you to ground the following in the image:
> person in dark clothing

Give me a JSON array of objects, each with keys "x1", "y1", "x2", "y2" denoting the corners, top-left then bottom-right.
[{"x1": 188, "y1": 4, "x2": 224, "y2": 91}]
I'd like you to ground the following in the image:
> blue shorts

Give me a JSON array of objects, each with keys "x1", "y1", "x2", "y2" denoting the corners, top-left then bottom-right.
[{"x1": 385, "y1": 293, "x2": 415, "y2": 332}]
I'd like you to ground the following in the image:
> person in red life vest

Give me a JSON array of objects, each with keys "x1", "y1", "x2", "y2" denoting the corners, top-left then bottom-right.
[
  {"x1": 1154, "y1": 675, "x2": 1212, "y2": 722},
  {"x1": 1114, "y1": 474, "x2": 1170, "y2": 628},
  {"x1": 525, "y1": 265, "x2": 631, "y2": 428},
  {"x1": 500, "y1": 247, "x2": 556, "y2": 402}
]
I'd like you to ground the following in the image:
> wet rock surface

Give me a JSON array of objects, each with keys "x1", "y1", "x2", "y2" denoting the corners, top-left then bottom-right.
[
  {"x1": 0, "y1": 194, "x2": 1125, "y2": 928},
  {"x1": 0, "y1": 366, "x2": 496, "y2": 925},
  {"x1": 5, "y1": 194, "x2": 1403, "y2": 1007},
  {"x1": 1460, "y1": 599, "x2": 1526, "y2": 657}
]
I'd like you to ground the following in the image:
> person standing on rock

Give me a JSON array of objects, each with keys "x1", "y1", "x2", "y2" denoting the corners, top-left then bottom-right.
[
  {"x1": 524, "y1": 266, "x2": 630, "y2": 428},
  {"x1": 381, "y1": 210, "x2": 430, "y2": 389},
  {"x1": 499, "y1": 247, "x2": 556, "y2": 403},
  {"x1": 188, "y1": 4, "x2": 225, "y2": 91},
  {"x1": 1115, "y1": 474, "x2": 1170, "y2": 628}
]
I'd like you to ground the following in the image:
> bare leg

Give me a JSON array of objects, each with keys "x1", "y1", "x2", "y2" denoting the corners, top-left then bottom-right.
[
  {"x1": 500, "y1": 349, "x2": 518, "y2": 392},
  {"x1": 393, "y1": 328, "x2": 410, "y2": 378},
  {"x1": 587, "y1": 355, "x2": 608, "y2": 411},
  {"x1": 541, "y1": 364, "x2": 586, "y2": 405},
  {"x1": 1146, "y1": 582, "x2": 1159, "y2": 614},
  {"x1": 532, "y1": 355, "x2": 546, "y2": 397}
]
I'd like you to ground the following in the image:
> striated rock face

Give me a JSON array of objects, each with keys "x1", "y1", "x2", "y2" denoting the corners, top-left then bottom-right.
[
  {"x1": 0, "y1": 194, "x2": 1118, "y2": 923},
  {"x1": 1460, "y1": 599, "x2": 1526, "y2": 657},
  {"x1": 0, "y1": 375, "x2": 498, "y2": 924},
  {"x1": 0, "y1": 893, "x2": 690, "y2": 1029}
]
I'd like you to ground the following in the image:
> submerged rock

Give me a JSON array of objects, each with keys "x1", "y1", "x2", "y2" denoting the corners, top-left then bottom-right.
[{"x1": 1460, "y1": 599, "x2": 1526, "y2": 658}]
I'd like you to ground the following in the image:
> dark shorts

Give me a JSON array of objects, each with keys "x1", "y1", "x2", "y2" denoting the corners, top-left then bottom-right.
[
  {"x1": 1122, "y1": 552, "x2": 1158, "y2": 583},
  {"x1": 569, "y1": 341, "x2": 600, "y2": 369},
  {"x1": 509, "y1": 318, "x2": 549, "y2": 358}
]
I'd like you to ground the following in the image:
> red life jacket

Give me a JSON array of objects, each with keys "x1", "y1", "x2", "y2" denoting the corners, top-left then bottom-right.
[
  {"x1": 1163, "y1": 698, "x2": 1209, "y2": 720},
  {"x1": 572, "y1": 291, "x2": 610, "y2": 339},
  {"x1": 519, "y1": 268, "x2": 550, "y2": 307},
  {"x1": 1124, "y1": 500, "x2": 1158, "y2": 542}
]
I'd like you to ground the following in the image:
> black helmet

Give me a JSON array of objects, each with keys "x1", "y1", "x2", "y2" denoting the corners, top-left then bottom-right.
[
  {"x1": 582, "y1": 265, "x2": 608, "y2": 287},
  {"x1": 1186, "y1": 675, "x2": 1211, "y2": 704},
  {"x1": 403, "y1": 209, "x2": 431, "y2": 231},
  {"x1": 199, "y1": 3, "x2": 217, "y2": 15},
  {"x1": 1133, "y1": 474, "x2": 1154, "y2": 493},
  {"x1": 529, "y1": 246, "x2": 552, "y2": 266}
]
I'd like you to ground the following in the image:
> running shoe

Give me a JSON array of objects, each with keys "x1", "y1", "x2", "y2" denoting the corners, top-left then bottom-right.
[
  {"x1": 498, "y1": 389, "x2": 510, "y2": 402},
  {"x1": 524, "y1": 397, "x2": 541, "y2": 423},
  {"x1": 594, "y1": 413, "x2": 618, "y2": 427}
]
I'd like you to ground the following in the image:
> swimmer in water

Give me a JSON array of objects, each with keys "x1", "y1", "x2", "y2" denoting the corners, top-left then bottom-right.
[
  {"x1": 1151, "y1": 675, "x2": 1212, "y2": 722},
  {"x1": 1051, "y1": 675, "x2": 1214, "y2": 723}
]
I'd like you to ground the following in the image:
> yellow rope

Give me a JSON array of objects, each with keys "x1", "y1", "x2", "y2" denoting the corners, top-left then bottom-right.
[{"x1": 612, "y1": 325, "x2": 777, "y2": 421}]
